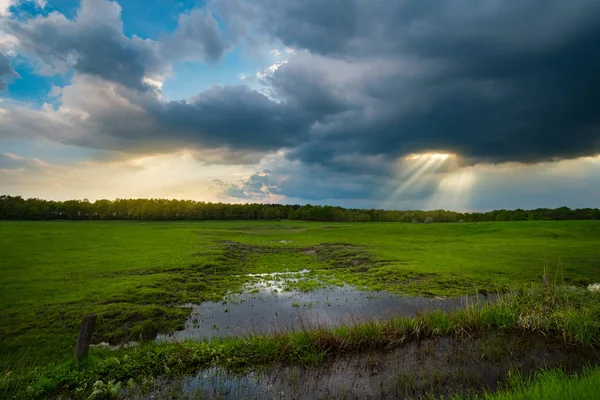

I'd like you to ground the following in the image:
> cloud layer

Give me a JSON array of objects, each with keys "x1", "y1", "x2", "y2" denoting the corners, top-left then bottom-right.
[
  {"x1": 1, "y1": 0, "x2": 599, "y2": 208},
  {"x1": 3, "y1": 0, "x2": 599, "y2": 161}
]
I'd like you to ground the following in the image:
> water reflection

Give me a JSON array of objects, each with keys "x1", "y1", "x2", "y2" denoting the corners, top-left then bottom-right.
[{"x1": 158, "y1": 279, "x2": 478, "y2": 341}]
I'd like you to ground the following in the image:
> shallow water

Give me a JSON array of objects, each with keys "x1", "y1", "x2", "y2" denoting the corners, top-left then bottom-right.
[
  {"x1": 126, "y1": 333, "x2": 600, "y2": 399},
  {"x1": 157, "y1": 279, "x2": 481, "y2": 341}
]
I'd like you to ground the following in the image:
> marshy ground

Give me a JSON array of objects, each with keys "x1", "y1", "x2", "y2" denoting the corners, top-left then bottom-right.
[
  {"x1": 124, "y1": 333, "x2": 600, "y2": 399},
  {"x1": 1, "y1": 220, "x2": 599, "y2": 399}
]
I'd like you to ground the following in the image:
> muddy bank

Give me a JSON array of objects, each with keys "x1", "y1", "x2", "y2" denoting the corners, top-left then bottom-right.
[
  {"x1": 157, "y1": 283, "x2": 485, "y2": 341},
  {"x1": 124, "y1": 332, "x2": 600, "y2": 399}
]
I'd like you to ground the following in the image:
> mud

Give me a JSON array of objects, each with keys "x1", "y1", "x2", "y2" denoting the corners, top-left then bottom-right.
[{"x1": 126, "y1": 333, "x2": 600, "y2": 399}]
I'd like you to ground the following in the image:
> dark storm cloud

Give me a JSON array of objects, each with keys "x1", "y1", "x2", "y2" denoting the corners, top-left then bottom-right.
[
  {"x1": 7, "y1": 0, "x2": 230, "y2": 90},
  {"x1": 3, "y1": 0, "x2": 600, "y2": 167},
  {"x1": 223, "y1": 0, "x2": 600, "y2": 165},
  {"x1": 222, "y1": 0, "x2": 600, "y2": 59},
  {"x1": 144, "y1": 85, "x2": 310, "y2": 151},
  {"x1": 0, "y1": 52, "x2": 18, "y2": 90}
]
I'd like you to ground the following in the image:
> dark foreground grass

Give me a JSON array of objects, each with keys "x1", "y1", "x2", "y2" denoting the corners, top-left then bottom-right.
[
  {"x1": 455, "y1": 366, "x2": 600, "y2": 400},
  {"x1": 2, "y1": 285, "x2": 599, "y2": 399}
]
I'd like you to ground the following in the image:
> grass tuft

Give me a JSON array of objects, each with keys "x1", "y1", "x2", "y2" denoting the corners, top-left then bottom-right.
[{"x1": 449, "y1": 366, "x2": 600, "y2": 400}]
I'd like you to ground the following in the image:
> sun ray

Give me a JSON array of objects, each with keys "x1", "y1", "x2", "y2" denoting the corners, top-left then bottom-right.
[
  {"x1": 428, "y1": 169, "x2": 476, "y2": 211},
  {"x1": 377, "y1": 155, "x2": 432, "y2": 202},
  {"x1": 383, "y1": 156, "x2": 446, "y2": 207},
  {"x1": 396, "y1": 153, "x2": 432, "y2": 178}
]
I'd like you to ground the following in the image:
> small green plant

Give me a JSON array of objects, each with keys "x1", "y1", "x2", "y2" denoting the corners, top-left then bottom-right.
[{"x1": 87, "y1": 379, "x2": 122, "y2": 399}]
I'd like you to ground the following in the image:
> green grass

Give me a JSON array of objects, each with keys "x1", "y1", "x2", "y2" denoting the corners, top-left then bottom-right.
[
  {"x1": 1, "y1": 220, "x2": 599, "y2": 397},
  {"x1": 1, "y1": 220, "x2": 599, "y2": 360},
  {"x1": 454, "y1": 366, "x2": 600, "y2": 400},
  {"x1": 2, "y1": 286, "x2": 599, "y2": 399}
]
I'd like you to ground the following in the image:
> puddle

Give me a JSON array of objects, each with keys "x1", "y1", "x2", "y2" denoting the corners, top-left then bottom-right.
[
  {"x1": 124, "y1": 333, "x2": 600, "y2": 399},
  {"x1": 157, "y1": 280, "x2": 483, "y2": 341}
]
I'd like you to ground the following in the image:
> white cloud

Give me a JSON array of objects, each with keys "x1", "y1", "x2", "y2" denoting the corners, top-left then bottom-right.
[
  {"x1": 142, "y1": 76, "x2": 164, "y2": 90},
  {"x1": 1, "y1": 0, "x2": 46, "y2": 17},
  {"x1": 0, "y1": 0, "x2": 15, "y2": 16},
  {"x1": 0, "y1": 30, "x2": 19, "y2": 53},
  {"x1": 255, "y1": 60, "x2": 287, "y2": 80}
]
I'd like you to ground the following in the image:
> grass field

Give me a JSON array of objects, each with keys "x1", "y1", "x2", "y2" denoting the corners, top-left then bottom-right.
[{"x1": 1, "y1": 220, "x2": 599, "y2": 398}]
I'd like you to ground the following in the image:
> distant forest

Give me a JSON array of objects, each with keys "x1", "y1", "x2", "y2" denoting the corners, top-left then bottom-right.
[{"x1": 0, "y1": 195, "x2": 598, "y2": 223}]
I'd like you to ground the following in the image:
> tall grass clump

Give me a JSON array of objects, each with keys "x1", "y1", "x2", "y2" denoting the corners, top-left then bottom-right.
[
  {"x1": 451, "y1": 366, "x2": 600, "y2": 400},
  {"x1": 498, "y1": 284, "x2": 600, "y2": 346}
]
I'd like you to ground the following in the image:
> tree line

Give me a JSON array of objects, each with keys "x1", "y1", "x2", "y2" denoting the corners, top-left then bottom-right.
[{"x1": 0, "y1": 195, "x2": 598, "y2": 223}]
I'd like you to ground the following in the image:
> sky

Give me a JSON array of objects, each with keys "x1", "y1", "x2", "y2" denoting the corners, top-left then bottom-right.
[{"x1": 0, "y1": 0, "x2": 599, "y2": 211}]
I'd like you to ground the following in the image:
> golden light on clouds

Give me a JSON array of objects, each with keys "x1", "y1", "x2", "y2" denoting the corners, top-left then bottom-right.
[
  {"x1": 380, "y1": 152, "x2": 459, "y2": 209},
  {"x1": 0, "y1": 150, "x2": 254, "y2": 202},
  {"x1": 405, "y1": 153, "x2": 456, "y2": 161},
  {"x1": 583, "y1": 154, "x2": 600, "y2": 164}
]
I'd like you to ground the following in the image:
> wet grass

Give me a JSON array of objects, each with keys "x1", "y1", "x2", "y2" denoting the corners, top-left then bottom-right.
[
  {"x1": 2, "y1": 285, "x2": 599, "y2": 398},
  {"x1": 1, "y1": 220, "x2": 599, "y2": 398}
]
